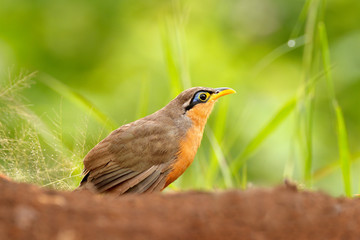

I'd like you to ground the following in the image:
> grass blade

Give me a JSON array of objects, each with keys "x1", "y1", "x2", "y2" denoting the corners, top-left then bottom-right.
[
  {"x1": 230, "y1": 97, "x2": 297, "y2": 175},
  {"x1": 160, "y1": 1, "x2": 191, "y2": 96},
  {"x1": 334, "y1": 103, "x2": 352, "y2": 196},
  {"x1": 318, "y1": 22, "x2": 335, "y2": 98},
  {"x1": 252, "y1": 36, "x2": 305, "y2": 77},
  {"x1": 205, "y1": 128, "x2": 233, "y2": 188},
  {"x1": 299, "y1": 0, "x2": 321, "y2": 187},
  {"x1": 241, "y1": 164, "x2": 247, "y2": 190},
  {"x1": 289, "y1": 0, "x2": 312, "y2": 40},
  {"x1": 161, "y1": 19, "x2": 183, "y2": 96},
  {"x1": 303, "y1": 94, "x2": 315, "y2": 186},
  {"x1": 312, "y1": 152, "x2": 360, "y2": 181},
  {"x1": 318, "y1": 21, "x2": 352, "y2": 196},
  {"x1": 37, "y1": 73, "x2": 117, "y2": 131},
  {"x1": 205, "y1": 100, "x2": 230, "y2": 186}
]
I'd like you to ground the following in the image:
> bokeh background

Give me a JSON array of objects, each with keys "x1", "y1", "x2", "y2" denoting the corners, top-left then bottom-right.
[{"x1": 0, "y1": 0, "x2": 359, "y2": 196}]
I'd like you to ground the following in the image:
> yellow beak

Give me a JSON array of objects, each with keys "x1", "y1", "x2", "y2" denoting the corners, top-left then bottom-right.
[{"x1": 209, "y1": 87, "x2": 236, "y2": 101}]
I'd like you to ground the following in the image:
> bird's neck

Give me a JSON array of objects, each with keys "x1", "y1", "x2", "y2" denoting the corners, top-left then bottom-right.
[
  {"x1": 164, "y1": 102, "x2": 215, "y2": 187},
  {"x1": 186, "y1": 102, "x2": 215, "y2": 132}
]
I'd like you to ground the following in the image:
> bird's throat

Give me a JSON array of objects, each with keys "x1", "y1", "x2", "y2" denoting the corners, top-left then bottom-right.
[{"x1": 164, "y1": 102, "x2": 215, "y2": 187}]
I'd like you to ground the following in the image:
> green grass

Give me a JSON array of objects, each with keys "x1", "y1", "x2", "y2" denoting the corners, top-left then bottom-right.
[
  {"x1": 318, "y1": 22, "x2": 352, "y2": 196},
  {"x1": 0, "y1": 72, "x2": 82, "y2": 189},
  {"x1": 230, "y1": 97, "x2": 297, "y2": 177},
  {"x1": 37, "y1": 73, "x2": 117, "y2": 131},
  {"x1": 0, "y1": 0, "x2": 356, "y2": 197}
]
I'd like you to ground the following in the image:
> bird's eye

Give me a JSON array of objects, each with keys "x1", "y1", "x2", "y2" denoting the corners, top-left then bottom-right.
[
  {"x1": 196, "y1": 92, "x2": 210, "y2": 102},
  {"x1": 186, "y1": 91, "x2": 212, "y2": 111},
  {"x1": 199, "y1": 93, "x2": 208, "y2": 101}
]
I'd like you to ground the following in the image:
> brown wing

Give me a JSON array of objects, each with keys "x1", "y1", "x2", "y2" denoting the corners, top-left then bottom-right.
[{"x1": 79, "y1": 115, "x2": 182, "y2": 195}]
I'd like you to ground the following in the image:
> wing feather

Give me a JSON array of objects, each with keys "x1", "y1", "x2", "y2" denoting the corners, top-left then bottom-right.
[
  {"x1": 78, "y1": 114, "x2": 184, "y2": 195},
  {"x1": 97, "y1": 171, "x2": 140, "y2": 193},
  {"x1": 125, "y1": 166, "x2": 163, "y2": 193},
  {"x1": 106, "y1": 165, "x2": 160, "y2": 195},
  {"x1": 93, "y1": 169, "x2": 133, "y2": 189}
]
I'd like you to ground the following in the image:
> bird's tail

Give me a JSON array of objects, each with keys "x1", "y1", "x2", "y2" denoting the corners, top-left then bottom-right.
[{"x1": 73, "y1": 172, "x2": 98, "y2": 193}]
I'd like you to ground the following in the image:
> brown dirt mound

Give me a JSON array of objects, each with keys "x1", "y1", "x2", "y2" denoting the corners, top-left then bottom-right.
[{"x1": 0, "y1": 178, "x2": 359, "y2": 240}]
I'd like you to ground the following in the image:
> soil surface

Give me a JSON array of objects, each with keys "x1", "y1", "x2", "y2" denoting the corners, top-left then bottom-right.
[{"x1": 0, "y1": 178, "x2": 359, "y2": 240}]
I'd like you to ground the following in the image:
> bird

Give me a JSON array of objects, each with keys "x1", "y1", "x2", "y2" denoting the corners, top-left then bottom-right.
[{"x1": 78, "y1": 87, "x2": 235, "y2": 195}]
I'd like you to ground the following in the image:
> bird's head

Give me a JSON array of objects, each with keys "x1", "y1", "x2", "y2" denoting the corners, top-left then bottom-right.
[{"x1": 167, "y1": 87, "x2": 236, "y2": 127}]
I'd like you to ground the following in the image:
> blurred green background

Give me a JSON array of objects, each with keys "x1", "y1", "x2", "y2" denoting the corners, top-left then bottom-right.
[{"x1": 0, "y1": 0, "x2": 360, "y2": 196}]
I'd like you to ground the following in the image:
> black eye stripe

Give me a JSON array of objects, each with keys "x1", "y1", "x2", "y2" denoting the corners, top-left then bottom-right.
[{"x1": 185, "y1": 90, "x2": 214, "y2": 111}]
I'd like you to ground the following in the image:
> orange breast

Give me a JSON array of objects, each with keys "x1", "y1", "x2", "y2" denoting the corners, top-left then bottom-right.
[{"x1": 164, "y1": 101, "x2": 215, "y2": 188}]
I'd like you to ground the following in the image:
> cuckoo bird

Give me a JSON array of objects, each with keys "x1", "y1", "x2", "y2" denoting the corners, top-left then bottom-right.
[{"x1": 78, "y1": 87, "x2": 235, "y2": 195}]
